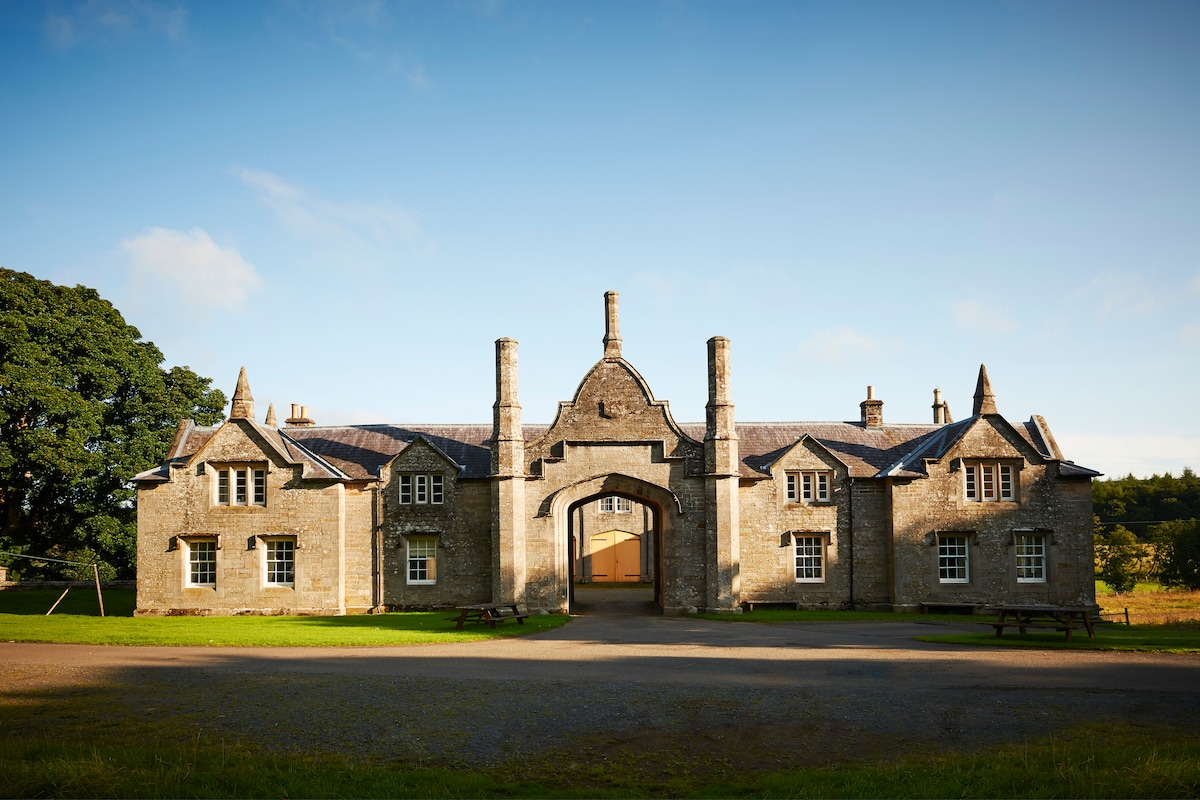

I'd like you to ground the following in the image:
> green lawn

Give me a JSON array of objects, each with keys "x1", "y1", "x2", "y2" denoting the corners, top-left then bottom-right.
[
  {"x1": 0, "y1": 588, "x2": 569, "y2": 645},
  {"x1": 2, "y1": 720, "x2": 1197, "y2": 798}
]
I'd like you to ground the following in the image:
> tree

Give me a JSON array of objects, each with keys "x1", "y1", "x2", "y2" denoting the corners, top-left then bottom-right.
[
  {"x1": 1151, "y1": 519, "x2": 1200, "y2": 591},
  {"x1": 0, "y1": 269, "x2": 225, "y2": 579},
  {"x1": 1095, "y1": 524, "x2": 1145, "y2": 594}
]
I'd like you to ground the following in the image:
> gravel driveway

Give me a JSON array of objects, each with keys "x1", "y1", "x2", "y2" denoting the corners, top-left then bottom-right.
[{"x1": 3, "y1": 589, "x2": 1198, "y2": 773}]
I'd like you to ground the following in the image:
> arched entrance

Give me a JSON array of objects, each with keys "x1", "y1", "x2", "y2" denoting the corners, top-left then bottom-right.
[{"x1": 548, "y1": 474, "x2": 682, "y2": 615}]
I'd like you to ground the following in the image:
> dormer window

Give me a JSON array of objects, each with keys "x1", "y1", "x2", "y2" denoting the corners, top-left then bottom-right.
[
  {"x1": 399, "y1": 474, "x2": 444, "y2": 505},
  {"x1": 214, "y1": 465, "x2": 266, "y2": 507},
  {"x1": 787, "y1": 471, "x2": 831, "y2": 503},
  {"x1": 964, "y1": 462, "x2": 1016, "y2": 502}
]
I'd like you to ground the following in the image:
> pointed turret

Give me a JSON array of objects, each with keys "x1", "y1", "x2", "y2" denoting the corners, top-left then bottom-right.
[
  {"x1": 264, "y1": 403, "x2": 278, "y2": 427},
  {"x1": 972, "y1": 364, "x2": 998, "y2": 415},
  {"x1": 229, "y1": 366, "x2": 254, "y2": 420}
]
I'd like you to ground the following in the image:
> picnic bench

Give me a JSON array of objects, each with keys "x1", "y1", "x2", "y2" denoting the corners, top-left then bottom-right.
[
  {"x1": 451, "y1": 602, "x2": 530, "y2": 630},
  {"x1": 989, "y1": 605, "x2": 1096, "y2": 641}
]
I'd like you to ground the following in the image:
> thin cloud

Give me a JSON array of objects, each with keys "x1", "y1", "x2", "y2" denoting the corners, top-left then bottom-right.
[
  {"x1": 1181, "y1": 322, "x2": 1200, "y2": 349},
  {"x1": 951, "y1": 300, "x2": 1017, "y2": 333},
  {"x1": 794, "y1": 327, "x2": 883, "y2": 363},
  {"x1": 236, "y1": 168, "x2": 420, "y2": 247},
  {"x1": 121, "y1": 227, "x2": 261, "y2": 312},
  {"x1": 45, "y1": 0, "x2": 187, "y2": 50},
  {"x1": 330, "y1": 34, "x2": 431, "y2": 89},
  {"x1": 291, "y1": 1, "x2": 431, "y2": 89},
  {"x1": 1083, "y1": 271, "x2": 1167, "y2": 318}
]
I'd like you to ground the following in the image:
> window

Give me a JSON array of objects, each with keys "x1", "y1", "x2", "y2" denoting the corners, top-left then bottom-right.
[
  {"x1": 793, "y1": 534, "x2": 826, "y2": 583},
  {"x1": 938, "y1": 535, "x2": 970, "y2": 583},
  {"x1": 786, "y1": 471, "x2": 831, "y2": 503},
  {"x1": 215, "y1": 465, "x2": 266, "y2": 507},
  {"x1": 964, "y1": 462, "x2": 1015, "y2": 502},
  {"x1": 1015, "y1": 533, "x2": 1046, "y2": 583},
  {"x1": 265, "y1": 538, "x2": 295, "y2": 587},
  {"x1": 187, "y1": 539, "x2": 216, "y2": 587},
  {"x1": 399, "y1": 474, "x2": 444, "y2": 505},
  {"x1": 599, "y1": 495, "x2": 632, "y2": 513},
  {"x1": 407, "y1": 536, "x2": 437, "y2": 584}
]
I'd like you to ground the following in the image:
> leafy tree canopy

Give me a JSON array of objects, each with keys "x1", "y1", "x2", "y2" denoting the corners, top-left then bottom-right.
[
  {"x1": 1093, "y1": 468, "x2": 1200, "y2": 537},
  {"x1": 0, "y1": 269, "x2": 225, "y2": 579},
  {"x1": 1151, "y1": 519, "x2": 1200, "y2": 591}
]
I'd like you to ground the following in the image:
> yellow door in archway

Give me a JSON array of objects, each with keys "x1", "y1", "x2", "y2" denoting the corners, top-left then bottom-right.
[{"x1": 590, "y1": 530, "x2": 641, "y2": 582}]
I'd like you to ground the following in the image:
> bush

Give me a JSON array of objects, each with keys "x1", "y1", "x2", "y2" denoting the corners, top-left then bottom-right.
[{"x1": 1095, "y1": 525, "x2": 1145, "y2": 594}]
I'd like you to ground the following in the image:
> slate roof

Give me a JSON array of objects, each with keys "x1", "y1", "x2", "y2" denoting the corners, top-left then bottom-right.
[
  {"x1": 137, "y1": 415, "x2": 1097, "y2": 484},
  {"x1": 285, "y1": 424, "x2": 496, "y2": 480}
]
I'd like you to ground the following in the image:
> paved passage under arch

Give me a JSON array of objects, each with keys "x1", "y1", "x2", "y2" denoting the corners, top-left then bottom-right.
[{"x1": 2, "y1": 616, "x2": 1197, "y2": 769}]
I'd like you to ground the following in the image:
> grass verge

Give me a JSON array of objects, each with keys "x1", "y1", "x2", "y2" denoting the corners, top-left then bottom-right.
[
  {"x1": 917, "y1": 622, "x2": 1200, "y2": 653},
  {"x1": 0, "y1": 588, "x2": 569, "y2": 645},
  {"x1": 2, "y1": 720, "x2": 1196, "y2": 798}
]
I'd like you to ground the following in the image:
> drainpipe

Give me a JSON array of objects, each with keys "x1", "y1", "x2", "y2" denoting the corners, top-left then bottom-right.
[{"x1": 847, "y1": 477, "x2": 855, "y2": 610}]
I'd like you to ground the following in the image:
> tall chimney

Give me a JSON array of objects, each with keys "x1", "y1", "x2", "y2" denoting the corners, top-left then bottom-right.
[
  {"x1": 933, "y1": 388, "x2": 946, "y2": 424},
  {"x1": 491, "y1": 337, "x2": 523, "y2": 476},
  {"x1": 602, "y1": 290, "x2": 622, "y2": 359},
  {"x1": 860, "y1": 385, "x2": 884, "y2": 428},
  {"x1": 704, "y1": 336, "x2": 738, "y2": 473}
]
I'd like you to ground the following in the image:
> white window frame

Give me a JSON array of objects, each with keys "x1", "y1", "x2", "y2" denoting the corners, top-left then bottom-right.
[
  {"x1": 786, "y1": 471, "x2": 831, "y2": 503},
  {"x1": 406, "y1": 535, "x2": 438, "y2": 585},
  {"x1": 214, "y1": 465, "x2": 267, "y2": 507},
  {"x1": 1015, "y1": 533, "x2": 1047, "y2": 583},
  {"x1": 937, "y1": 534, "x2": 970, "y2": 584},
  {"x1": 598, "y1": 495, "x2": 632, "y2": 513},
  {"x1": 398, "y1": 474, "x2": 444, "y2": 505},
  {"x1": 186, "y1": 538, "x2": 217, "y2": 587},
  {"x1": 793, "y1": 533, "x2": 826, "y2": 583},
  {"x1": 264, "y1": 538, "x2": 295, "y2": 587},
  {"x1": 964, "y1": 462, "x2": 1016, "y2": 502}
]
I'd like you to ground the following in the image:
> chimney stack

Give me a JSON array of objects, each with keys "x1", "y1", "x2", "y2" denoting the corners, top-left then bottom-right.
[
  {"x1": 860, "y1": 385, "x2": 884, "y2": 428},
  {"x1": 932, "y1": 388, "x2": 953, "y2": 424},
  {"x1": 285, "y1": 404, "x2": 315, "y2": 427}
]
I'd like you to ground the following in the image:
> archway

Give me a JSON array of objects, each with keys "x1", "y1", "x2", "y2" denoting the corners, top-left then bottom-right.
[{"x1": 548, "y1": 474, "x2": 682, "y2": 614}]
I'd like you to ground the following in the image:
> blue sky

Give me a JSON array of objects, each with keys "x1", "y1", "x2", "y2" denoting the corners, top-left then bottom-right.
[{"x1": 2, "y1": 0, "x2": 1198, "y2": 479}]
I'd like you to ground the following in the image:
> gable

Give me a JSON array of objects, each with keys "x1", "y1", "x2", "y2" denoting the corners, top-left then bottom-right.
[
  {"x1": 387, "y1": 436, "x2": 462, "y2": 475},
  {"x1": 530, "y1": 357, "x2": 697, "y2": 452},
  {"x1": 766, "y1": 435, "x2": 848, "y2": 476},
  {"x1": 188, "y1": 419, "x2": 289, "y2": 468},
  {"x1": 944, "y1": 416, "x2": 1045, "y2": 466}
]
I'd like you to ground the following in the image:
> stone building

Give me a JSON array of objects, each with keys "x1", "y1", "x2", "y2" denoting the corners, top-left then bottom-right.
[{"x1": 134, "y1": 291, "x2": 1099, "y2": 616}]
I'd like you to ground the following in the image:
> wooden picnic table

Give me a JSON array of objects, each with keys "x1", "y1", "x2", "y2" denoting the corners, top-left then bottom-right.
[
  {"x1": 452, "y1": 602, "x2": 530, "y2": 630},
  {"x1": 990, "y1": 605, "x2": 1096, "y2": 641}
]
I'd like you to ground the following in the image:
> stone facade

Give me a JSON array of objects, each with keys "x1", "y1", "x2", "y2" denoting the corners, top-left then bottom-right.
[{"x1": 134, "y1": 292, "x2": 1099, "y2": 616}]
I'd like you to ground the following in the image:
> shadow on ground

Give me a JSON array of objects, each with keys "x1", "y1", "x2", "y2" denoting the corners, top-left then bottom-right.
[{"x1": 571, "y1": 583, "x2": 658, "y2": 616}]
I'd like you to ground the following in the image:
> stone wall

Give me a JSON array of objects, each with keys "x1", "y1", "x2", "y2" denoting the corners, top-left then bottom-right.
[
  {"x1": 380, "y1": 440, "x2": 494, "y2": 610},
  {"x1": 136, "y1": 420, "x2": 356, "y2": 616}
]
